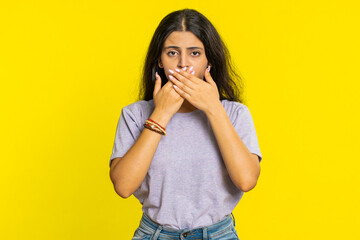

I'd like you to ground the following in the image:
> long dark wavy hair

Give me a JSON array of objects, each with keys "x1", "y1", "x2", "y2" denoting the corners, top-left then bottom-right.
[{"x1": 138, "y1": 8, "x2": 245, "y2": 104}]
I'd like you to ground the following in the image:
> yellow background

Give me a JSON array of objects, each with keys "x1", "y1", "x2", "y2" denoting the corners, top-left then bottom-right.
[{"x1": 1, "y1": 1, "x2": 359, "y2": 239}]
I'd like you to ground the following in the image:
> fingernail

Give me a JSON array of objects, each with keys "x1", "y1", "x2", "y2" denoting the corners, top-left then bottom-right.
[
  {"x1": 207, "y1": 65, "x2": 211, "y2": 72},
  {"x1": 155, "y1": 72, "x2": 159, "y2": 79},
  {"x1": 175, "y1": 68, "x2": 180, "y2": 73},
  {"x1": 169, "y1": 69, "x2": 174, "y2": 74},
  {"x1": 191, "y1": 70, "x2": 195, "y2": 75},
  {"x1": 173, "y1": 85, "x2": 178, "y2": 89},
  {"x1": 189, "y1": 66, "x2": 194, "y2": 72},
  {"x1": 182, "y1": 67, "x2": 187, "y2": 71},
  {"x1": 169, "y1": 75, "x2": 174, "y2": 80}
]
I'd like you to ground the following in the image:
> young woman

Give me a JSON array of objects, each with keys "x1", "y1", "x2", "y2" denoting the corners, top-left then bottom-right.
[{"x1": 109, "y1": 8, "x2": 262, "y2": 240}]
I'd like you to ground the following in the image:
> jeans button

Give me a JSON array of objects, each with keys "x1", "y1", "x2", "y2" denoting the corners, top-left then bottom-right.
[{"x1": 182, "y1": 232, "x2": 188, "y2": 238}]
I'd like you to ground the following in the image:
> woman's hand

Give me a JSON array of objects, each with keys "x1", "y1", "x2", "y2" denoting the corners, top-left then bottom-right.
[
  {"x1": 168, "y1": 66, "x2": 220, "y2": 114},
  {"x1": 153, "y1": 71, "x2": 184, "y2": 117}
]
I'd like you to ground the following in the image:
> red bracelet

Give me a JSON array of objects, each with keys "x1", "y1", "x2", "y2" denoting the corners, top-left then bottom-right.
[
  {"x1": 143, "y1": 123, "x2": 165, "y2": 135},
  {"x1": 144, "y1": 120, "x2": 166, "y2": 135},
  {"x1": 146, "y1": 118, "x2": 166, "y2": 131}
]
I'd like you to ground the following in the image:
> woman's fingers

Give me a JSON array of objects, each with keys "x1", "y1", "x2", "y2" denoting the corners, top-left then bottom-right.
[
  {"x1": 153, "y1": 72, "x2": 162, "y2": 97},
  {"x1": 169, "y1": 68, "x2": 198, "y2": 88}
]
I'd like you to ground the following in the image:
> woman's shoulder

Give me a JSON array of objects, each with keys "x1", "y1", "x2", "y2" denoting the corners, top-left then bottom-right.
[
  {"x1": 123, "y1": 99, "x2": 154, "y2": 110},
  {"x1": 220, "y1": 99, "x2": 255, "y2": 125},
  {"x1": 220, "y1": 99, "x2": 248, "y2": 113},
  {"x1": 121, "y1": 99, "x2": 155, "y2": 118}
]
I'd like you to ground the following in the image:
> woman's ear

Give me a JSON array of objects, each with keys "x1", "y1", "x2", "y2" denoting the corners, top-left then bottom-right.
[{"x1": 158, "y1": 61, "x2": 163, "y2": 68}]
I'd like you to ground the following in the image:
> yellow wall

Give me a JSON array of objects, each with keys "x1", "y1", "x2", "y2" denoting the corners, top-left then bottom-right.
[{"x1": 1, "y1": 1, "x2": 359, "y2": 239}]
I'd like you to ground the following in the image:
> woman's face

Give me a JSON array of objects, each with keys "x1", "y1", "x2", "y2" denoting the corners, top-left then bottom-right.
[{"x1": 159, "y1": 31, "x2": 209, "y2": 80}]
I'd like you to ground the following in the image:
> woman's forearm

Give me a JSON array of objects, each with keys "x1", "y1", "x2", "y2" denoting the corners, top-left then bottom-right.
[
  {"x1": 205, "y1": 102, "x2": 260, "y2": 192},
  {"x1": 109, "y1": 109, "x2": 172, "y2": 198}
]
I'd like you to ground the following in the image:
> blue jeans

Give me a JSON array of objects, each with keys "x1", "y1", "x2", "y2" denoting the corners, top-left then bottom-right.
[{"x1": 132, "y1": 212, "x2": 239, "y2": 240}]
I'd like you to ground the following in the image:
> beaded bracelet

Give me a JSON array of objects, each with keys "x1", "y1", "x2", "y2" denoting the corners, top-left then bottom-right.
[
  {"x1": 146, "y1": 122, "x2": 166, "y2": 135},
  {"x1": 143, "y1": 118, "x2": 167, "y2": 135},
  {"x1": 146, "y1": 118, "x2": 166, "y2": 131},
  {"x1": 143, "y1": 123, "x2": 166, "y2": 135},
  {"x1": 145, "y1": 120, "x2": 166, "y2": 133}
]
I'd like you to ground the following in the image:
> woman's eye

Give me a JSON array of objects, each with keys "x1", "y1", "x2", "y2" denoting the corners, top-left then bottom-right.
[
  {"x1": 191, "y1": 51, "x2": 201, "y2": 56},
  {"x1": 167, "y1": 51, "x2": 177, "y2": 56}
]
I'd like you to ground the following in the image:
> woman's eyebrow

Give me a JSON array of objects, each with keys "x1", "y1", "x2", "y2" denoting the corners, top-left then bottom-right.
[{"x1": 164, "y1": 46, "x2": 203, "y2": 50}]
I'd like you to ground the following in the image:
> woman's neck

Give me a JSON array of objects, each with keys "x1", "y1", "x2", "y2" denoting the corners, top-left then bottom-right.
[{"x1": 177, "y1": 99, "x2": 197, "y2": 113}]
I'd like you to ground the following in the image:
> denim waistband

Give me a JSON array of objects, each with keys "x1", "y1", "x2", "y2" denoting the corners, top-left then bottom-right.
[{"x1": 138, "y1": 212, "x2": 236, "y2": 239}]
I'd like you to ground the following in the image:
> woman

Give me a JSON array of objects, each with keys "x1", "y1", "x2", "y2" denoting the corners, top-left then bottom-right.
[{"x1": 109, "y1": 8, "x2": 262, "y2": 240}]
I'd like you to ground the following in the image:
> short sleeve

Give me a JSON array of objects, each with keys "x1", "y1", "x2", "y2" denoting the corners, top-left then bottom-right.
[
  {"x1": 109, "y1": 107, "x2": 142, "y2": 168},
  {"x1": 232, "y1": 104, "x2": 263, "y2": 163}
]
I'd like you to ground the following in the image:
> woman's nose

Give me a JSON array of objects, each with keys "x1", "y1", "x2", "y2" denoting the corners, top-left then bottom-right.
[{"x1": 177, "y1": 55, "x2": 190, "y2": 69}]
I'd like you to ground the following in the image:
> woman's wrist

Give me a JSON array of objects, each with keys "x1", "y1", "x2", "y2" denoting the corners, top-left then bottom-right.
[{"x1": 150, "y1": 109, "x2": 172, "y2": 128}]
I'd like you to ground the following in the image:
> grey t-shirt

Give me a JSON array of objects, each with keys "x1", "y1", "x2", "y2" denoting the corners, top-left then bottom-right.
[{"x1": 109, "y1": 99, "x2": 262, "y2": 230}]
